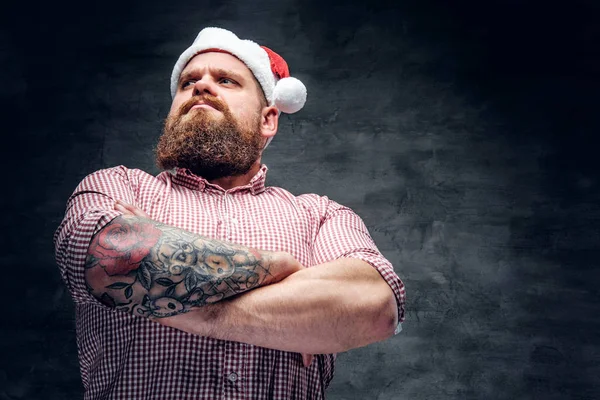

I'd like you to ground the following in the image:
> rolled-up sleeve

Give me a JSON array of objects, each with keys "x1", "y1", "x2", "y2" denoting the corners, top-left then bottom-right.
[
  {"x1": 311, "y1": 199, "x2": 406, "y2": 330},
  {"x1": 53, "y1": 166, "x2": 134, "y2": 305}
]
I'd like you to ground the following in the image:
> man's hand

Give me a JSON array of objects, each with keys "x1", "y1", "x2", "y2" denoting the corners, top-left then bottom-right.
[
  {"x1": 114, "y1": 199, "x2": 149, "y2": 218},
  {"x1": 112, "y1": 200, "x2": 314, "y2": 368},
  {"x1": 302, "y1": 353, "x2": 314, "y2": 368}
]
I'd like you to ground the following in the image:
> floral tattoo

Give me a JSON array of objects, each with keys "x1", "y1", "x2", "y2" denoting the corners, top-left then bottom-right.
[
  {"x1": 88, "y1": 221, "x2": 161, "y2": 276},
  {"x1": 85, "y1": 216, "x2": 274, "y2": 318}
]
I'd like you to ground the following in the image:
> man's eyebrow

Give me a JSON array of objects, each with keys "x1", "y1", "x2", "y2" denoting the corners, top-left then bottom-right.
[
  {"x1": 178, "y1": 68, "x2": 247, "y2": 84},
  {"x1": 212, "y1": 68, "x2": 246, "y2": 82}
]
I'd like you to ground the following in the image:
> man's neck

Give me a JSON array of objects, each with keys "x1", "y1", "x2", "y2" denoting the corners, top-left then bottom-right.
[{"x1": 208, "y1": 161, "x2": 262, "y2": 190}]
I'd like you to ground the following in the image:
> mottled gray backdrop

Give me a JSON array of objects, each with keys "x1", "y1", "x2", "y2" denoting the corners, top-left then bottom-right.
[{"x1": 2, "y1": 0, "x2": 599, "y2": 399}]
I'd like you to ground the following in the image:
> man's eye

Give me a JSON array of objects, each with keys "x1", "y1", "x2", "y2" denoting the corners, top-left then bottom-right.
[
  {"x1": 219, "y1": 78, "x2": 235, "y2": 85},
  {"x1": 181, "y1": 80, "x2": 195, "y2": 88}
]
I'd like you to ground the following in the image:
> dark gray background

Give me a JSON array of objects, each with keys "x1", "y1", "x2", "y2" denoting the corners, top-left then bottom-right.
[{"x1": 2, "y1": 0, "x2": 599, "y2": 399}]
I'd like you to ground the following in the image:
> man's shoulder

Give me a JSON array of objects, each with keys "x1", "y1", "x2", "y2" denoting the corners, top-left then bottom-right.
[
  {"x1": 267, "y1": 185, "x2": 319, "y2": 200},
  {"x1": 80, "y1": 165, "x2": 170, "y2": 190},
  {"x1": 85, "y1": 165, "x2": 164, "y2": 181},
  {"x1": 265, "y1": 186, "x2": 334, "y2": 210}
]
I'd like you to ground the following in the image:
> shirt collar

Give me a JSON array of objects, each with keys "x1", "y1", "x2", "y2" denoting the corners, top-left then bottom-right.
[{"x1": 169, "y1": 165, "x2": 268, "y2": 195}]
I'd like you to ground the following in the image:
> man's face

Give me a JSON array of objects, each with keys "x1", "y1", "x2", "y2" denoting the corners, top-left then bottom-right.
[{"x1": 156, "y1": 52, "x2": 269, "y2": 180}]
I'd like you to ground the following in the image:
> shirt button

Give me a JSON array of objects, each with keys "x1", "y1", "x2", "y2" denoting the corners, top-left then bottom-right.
[{"x1": 227, "y1": 372, "x2": 238, "y2": 382}]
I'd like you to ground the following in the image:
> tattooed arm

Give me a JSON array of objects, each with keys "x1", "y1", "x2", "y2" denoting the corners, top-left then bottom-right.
[{"x1": 84, "y1": 214, "x2": 302, "y2": 318}]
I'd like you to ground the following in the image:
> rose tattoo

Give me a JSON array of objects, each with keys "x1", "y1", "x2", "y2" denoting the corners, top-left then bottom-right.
[{"x1": 87, "y1": 220, "x2": 162, "y2": 275}]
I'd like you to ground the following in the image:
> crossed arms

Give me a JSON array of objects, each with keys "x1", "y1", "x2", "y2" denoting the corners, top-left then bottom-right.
[{"x1": 83, "y1": 202, "x2": 399, "y2": 354}]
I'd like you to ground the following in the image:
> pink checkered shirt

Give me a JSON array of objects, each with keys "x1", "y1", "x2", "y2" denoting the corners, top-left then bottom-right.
[{"x1": 54, "y1": 165, "x2": 406, "y2": 400}]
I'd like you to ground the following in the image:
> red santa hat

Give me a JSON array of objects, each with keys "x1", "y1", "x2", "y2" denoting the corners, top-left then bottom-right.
[{"x1": 170, "y1": 27, "x2": 307, "y2": 114}]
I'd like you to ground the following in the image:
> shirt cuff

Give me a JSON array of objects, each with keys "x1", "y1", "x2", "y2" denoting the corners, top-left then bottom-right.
[
  {"x1": 394, "y1": 322, "x2": 403, "y2": 335},
  {"x1": 62, "y1": 209, "x2": 123, "y2": 304}
]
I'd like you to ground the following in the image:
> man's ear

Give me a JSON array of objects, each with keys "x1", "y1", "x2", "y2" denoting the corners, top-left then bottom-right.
[{"x1": 259, "y1": 105, "x2": 279, "y2": 141}]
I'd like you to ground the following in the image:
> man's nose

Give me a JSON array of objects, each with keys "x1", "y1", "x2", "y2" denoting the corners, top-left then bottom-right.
[{"x1": 192, "y1": 78, "x2": 217, "y2": 97}]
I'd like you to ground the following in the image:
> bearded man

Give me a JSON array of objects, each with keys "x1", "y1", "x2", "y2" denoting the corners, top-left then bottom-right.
[{"x1": 55, "y1": 27, "x2": 406, "y2": 399}]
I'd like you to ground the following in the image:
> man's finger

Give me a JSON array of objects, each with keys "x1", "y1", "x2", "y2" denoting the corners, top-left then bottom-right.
[
  {"x1": 115, "y1": 200, "x2": 149, "y2": 218},
  {"x1": 302, "y1": 353, "x2": 314, "y2": 368},
  {"x1": 114, "y1": 202, "x2": 134, "y2": 216}
]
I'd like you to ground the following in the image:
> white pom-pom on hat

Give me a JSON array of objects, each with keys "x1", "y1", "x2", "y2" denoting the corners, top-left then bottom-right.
[{"x1": 273, "y1": 77, "x2": 307, "y2": 114}]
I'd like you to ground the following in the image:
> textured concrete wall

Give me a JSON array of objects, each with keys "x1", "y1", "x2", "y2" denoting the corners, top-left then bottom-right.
[{"x1": 2, "y1": 0, "x2": 599, "y2": 398}]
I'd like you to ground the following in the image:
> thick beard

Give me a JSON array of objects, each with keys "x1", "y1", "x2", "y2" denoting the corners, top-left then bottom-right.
[{"x1": 155, "y1": 95, "x2": 263, "y2": 181}]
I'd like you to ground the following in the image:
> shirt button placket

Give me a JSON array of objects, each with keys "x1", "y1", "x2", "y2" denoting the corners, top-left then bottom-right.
[
  {"x1": 222, "y1": 341, "x2": 245, "y2": 399},
  {"x1": 223, "y1": 191, "x2": 240, "y2": 242},
  {"x1": 216, "y1": 191, "x2": 227, "y2": 241},
  {"x1": 227, "y1": 372, "x2": 238, "y2": 383},
  {"x1": 222, "y1": 192, "x2": 230, "y2": 241}
]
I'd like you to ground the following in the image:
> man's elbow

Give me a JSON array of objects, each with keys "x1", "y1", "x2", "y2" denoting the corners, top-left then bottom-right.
[
  {"x1": 342, "y1": 286, "x2": 399, "y2": 351},
  {"x1": 84, "y1": 260, "x2": 121, "y2": 308},
  {"x1": 373, "y1": 288, "x2": 399, "y2": 341}
]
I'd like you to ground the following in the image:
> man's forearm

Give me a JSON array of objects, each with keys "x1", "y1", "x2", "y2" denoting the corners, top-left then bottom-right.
[
  {"x1": 157, "y1": 258, "x2": 399, "y2": 354},
  {"x1": 84, "y1": 215, "x2": 301, "y2": 317}
]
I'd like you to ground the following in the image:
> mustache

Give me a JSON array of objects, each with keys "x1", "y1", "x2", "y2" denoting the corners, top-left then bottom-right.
[{"x1": 179, "y1": 95, "x2": 227, "y2": 115}]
